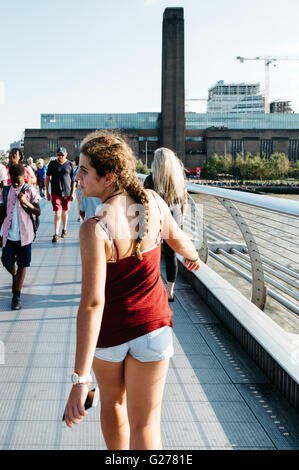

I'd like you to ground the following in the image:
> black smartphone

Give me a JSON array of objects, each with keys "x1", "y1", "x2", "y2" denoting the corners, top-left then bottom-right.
[{"x1": 62, "y1": 387, "x2": 99, "y2": 421}]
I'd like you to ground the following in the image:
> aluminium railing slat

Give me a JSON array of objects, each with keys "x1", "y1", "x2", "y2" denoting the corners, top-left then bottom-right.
[
  {"x1": 191, "y1": 199, "x2": 299, "y2": 248},
  {"x1": 233, "y1": 215, "x2": 299, "y2": 247},
  {"x1": 197, "y1": 198, "x2": 299, "y2": 249},
  {"x1": 233, "y1": 206, "x2": 299, "y2": 233},
  {"x1": 244, "y1": 232, "x2": 298, "y2": 267},
  {"x1": 230, "y1": 248, "x2": 299, "y2": 289},
  {"x1": 252, "y1": 252, "x2": 299, "y2": 280},
  {"x1": 209, "y1": 251, "x2": 299, "y2": 316},
  {"x1": 218, "y1": 249, "x2": 299, "y2": 302}
]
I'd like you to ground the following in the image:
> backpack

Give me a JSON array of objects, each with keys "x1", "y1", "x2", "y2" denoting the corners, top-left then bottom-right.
[{"x1": 2, "y1": 184, "x2": 40, "y2": 240}]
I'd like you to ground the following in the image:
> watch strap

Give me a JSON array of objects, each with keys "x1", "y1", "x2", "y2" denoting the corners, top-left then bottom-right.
[{"x1": 72, "y1": 373, "x2": 92, "y2": 385}]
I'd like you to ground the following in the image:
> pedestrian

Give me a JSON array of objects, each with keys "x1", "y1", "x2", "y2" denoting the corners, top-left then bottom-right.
[
  {"x1": 79, "y1": 196, "x2": 102, "y2": 220},
  {"x1": 36, "y1": 158, "x2": 47, "y2": 198},
  {"x1": 144, "y1": 147, "x2": 188, "y2": 301},
  {"x1": 27, "y1": 157, "x2": 37, "y2": 174},
  {"x1": 73, "y1": 156, "x2": 82, "y2": 221},
  {"x1": 0, "y1": 162, "x2": 8, "y2": 188},
  {"x1": 63, "y1": 131, "x2": 200, "y2": 450},
  {"x1": 45, "y1": 147, "x2": 75, "y2": 242},
  {"x1": 6, "y1": 148, "x2": 36, "y2": 186},
  {"x1": 0, "y1": 164, "x2": 40, "y2": 310}
]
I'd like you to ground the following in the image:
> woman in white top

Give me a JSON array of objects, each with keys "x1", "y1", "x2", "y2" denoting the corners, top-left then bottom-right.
[{"x1": 144, "y1": 147, "x2": 188, "y2": 301}]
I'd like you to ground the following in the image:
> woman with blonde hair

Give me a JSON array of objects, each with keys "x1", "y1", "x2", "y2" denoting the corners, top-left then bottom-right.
[
  {"x1": 144, "y1": 147, "x2": 188, "y2": 301},
  {"x1": 63, "y1": 131, "x2": 200, "y2": 450}
]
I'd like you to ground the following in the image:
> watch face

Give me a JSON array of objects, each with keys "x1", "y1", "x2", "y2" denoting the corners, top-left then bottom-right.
[{"x1": 71, "y1": 373, "x2": 78, "y2": 384}]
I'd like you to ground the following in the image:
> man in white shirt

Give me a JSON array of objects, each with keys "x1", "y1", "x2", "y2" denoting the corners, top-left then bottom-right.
[{"x1": 0, "y1": 163, "x2": 8, "y2": 188}]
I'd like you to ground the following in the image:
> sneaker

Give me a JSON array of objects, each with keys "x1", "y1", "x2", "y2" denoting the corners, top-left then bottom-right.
[
  {"x1": 12, "y1": 274, "x2": 16, "y2": 293},
  {"x1": 52, "y1": 234, "x2": 59, "y2": 243},
  {"x1": 61, "y1": 229, "x2": 67, "y2": 238},
  {"x1": 11, "y1": 294, "x2": 21, "y2": 310}
]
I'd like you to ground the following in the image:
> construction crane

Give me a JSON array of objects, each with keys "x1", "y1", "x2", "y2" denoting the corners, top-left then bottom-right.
[{"x1": 236, "y1": 56, "x2": 299, "y2": 113}]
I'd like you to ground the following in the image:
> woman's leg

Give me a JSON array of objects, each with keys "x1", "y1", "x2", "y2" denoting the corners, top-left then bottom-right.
[
  {"x1": 38, "y1": 180, "x2": 45, "y2": 197},
  {"x1": 163, "y1": 241, "x2": 178, "y2": 299},
  {"x1": 124, "y1": 355, "x2": 169, "y2": 450},
  {"x1": 92, "y1": 357, "x2": 130, "y2": 450}
]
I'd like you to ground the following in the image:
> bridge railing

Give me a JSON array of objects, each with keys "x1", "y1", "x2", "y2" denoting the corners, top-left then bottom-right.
[
  {"x1": 184, "y1": 182, "x2": 299, "y2": 324},
  {"x1": 138, "y1": 174, "x2": 299, "y2": 409},
  {"x1": 138, "y1": 174, "x2": 299, "y2": 325}
]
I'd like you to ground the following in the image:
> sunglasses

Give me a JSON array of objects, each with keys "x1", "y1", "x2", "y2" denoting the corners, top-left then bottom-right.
[{"x1": 57, "y1": 153, "x2": 64, "y2": 156}]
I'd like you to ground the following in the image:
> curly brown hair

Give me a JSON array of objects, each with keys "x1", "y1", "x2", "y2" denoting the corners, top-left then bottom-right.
[{"x1": 80, "y1": 130, "x2": 149, "y2": 260}]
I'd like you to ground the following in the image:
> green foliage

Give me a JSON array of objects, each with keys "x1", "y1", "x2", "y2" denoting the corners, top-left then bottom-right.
[
  {"x1": 202, "y1": 152, "x2": 297, "y2": 181},
  {"x1": 0, "y1": 153, "x2": 8, "y2": 165},
  {"x1": 136, "y1": 159, "x2": 150, "y2": 175}
]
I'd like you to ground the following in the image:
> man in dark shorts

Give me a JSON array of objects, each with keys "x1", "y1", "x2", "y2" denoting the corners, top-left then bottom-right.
[
  {"x1": 0, "y1": 164, "x2": 41, "y2": 310},
  {"x1": 45, "y1": 147, "x2": 75, "y2": 243}
]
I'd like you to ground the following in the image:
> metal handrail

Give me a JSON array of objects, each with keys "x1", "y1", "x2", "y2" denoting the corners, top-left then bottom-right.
[{"x1": 185, "y1": 182, "x2": 299, "y2": 217}]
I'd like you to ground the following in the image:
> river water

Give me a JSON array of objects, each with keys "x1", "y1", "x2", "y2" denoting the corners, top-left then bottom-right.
[{"x1": 191, "y1": 192, "x2": 299, "y2": 334}]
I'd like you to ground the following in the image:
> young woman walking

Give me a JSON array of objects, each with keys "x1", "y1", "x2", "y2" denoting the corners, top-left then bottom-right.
[{"x1": 63, "y1": 132, "x2": 200, "y2": 450}]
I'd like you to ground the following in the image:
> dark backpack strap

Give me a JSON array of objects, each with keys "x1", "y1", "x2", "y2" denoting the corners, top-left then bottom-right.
[
  {"x1": 19, "y1": 184, "x2": 39, "y2": 240},
  {"x1": 21, "y1": 184, "x2": 31, "y2": 193},
  {"x1": 2, "y1": 185, "x2": 11, "y2": 216},
  {"x1": 19, "y1": 184, "x2": 32, "y2": 215}
]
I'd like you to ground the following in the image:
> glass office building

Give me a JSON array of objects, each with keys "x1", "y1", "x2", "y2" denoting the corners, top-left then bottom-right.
[
  {"x1": 207, "y1": 81, "x2": 265, "y2": 114},
  {"x1": 41, "y1": 112, "x2": 299, "y2": 131},
  {"x1": 41, "y1": 113, "x2": 160, "y2": 130},
  {"x1": 185, "y1": 112, "x2": 299, "y2": 129}
]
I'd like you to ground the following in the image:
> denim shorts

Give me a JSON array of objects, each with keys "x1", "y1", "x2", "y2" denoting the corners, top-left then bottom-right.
[{"x1": 94, "y1": 326, "x2": 174, "y2": 363}]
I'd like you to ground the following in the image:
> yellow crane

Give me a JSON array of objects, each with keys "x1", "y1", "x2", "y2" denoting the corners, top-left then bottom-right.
[{"x1": 236, "y1": 56, "x2": 299, "y2": 113}]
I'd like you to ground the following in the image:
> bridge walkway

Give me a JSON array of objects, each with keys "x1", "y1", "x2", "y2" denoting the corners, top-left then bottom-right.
[{"x1": 0, "y1": 200, "x2": 298, "y2": 450}]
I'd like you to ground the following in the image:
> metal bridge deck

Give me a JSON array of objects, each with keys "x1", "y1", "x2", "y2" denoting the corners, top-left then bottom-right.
[{"x1": 0, "y1": 199, "x2": 298, "y2": 450}]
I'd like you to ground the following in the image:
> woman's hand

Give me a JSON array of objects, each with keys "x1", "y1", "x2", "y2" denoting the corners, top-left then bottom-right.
[
  {"x1": 64, "y1": 384, "x2": 89, "y2": 428},
  {"x1": 183, "y1": 257, "x2": 200, "y2": 271}
]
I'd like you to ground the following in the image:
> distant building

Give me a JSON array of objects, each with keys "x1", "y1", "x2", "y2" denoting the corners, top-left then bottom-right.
[
  {"x1": 22, "y1": 9, "x2": 299, "y2": 166},
  {"x1": 207, "y1": 81, "x2": 265, "y2": 113},
  {"x1": 270, "y1": 100, "x2": 293, "y2": 114},
  {"x1": 10, "y1": 139, "x2": 24, "y2": 150},
  {"x1": 24, "y1": 111, "x2": 299, "y2": 165}
]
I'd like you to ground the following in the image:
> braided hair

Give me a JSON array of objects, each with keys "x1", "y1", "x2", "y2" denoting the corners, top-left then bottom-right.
[{"x1": 80, "y1": 131, "x2": 149, "y2": 260}]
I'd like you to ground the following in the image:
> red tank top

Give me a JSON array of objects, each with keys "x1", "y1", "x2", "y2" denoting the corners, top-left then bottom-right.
[{"x1": 94, "y1": 192, "x2": 173, "y2": 348}]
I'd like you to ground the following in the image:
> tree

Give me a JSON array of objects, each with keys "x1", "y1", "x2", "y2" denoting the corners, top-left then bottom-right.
[
  {"x1": 247, "y1": 155, "x2": 266, "y2": 180},
  {"x1": 136, "y1": 159, "x2": 150, "y2": 175},
  {"x1": 268, "y1": 153, "x2": 290, "y2": 180}
]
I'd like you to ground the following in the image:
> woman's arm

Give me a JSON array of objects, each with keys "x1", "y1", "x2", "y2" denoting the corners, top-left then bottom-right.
[
  {"x1": 74, "y1": 219, "x2": 107, "y2": 375},
  {"x1": 64, "y1": 219, "x2": 107, "y2": 428},
  {"x1": 158, "y1": 194, "x2": 200, "y2": 270},
  {"x1": 45, "y1": 175, "x2": 51, "y2": 200}
]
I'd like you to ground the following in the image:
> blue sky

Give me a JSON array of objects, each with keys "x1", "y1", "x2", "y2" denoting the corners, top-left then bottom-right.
[{"x1": 1, "y1": 0, "x2": 299, "y2": 150}]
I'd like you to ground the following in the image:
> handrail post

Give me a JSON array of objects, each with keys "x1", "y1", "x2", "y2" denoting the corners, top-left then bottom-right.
[{"x1": 218, "y1": 198, "x2": 267, "y2": 310}]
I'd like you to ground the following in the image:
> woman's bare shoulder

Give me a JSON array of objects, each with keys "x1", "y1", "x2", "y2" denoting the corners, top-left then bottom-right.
[{"x1": 79, "y1": 217, "x2": 108, "y2": 243}]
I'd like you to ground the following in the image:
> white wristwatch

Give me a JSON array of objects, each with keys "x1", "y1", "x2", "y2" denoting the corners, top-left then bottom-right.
[{"x1": 71, "y1": 372, "x2": 92, "y2": 385}]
